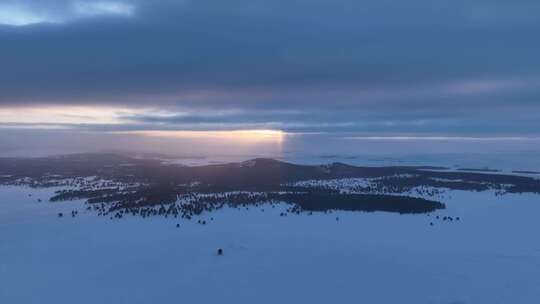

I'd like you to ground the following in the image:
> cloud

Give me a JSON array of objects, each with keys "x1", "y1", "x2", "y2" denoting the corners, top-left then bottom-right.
[
  {"x1": 0, "y1": 0, "x2": 539, "y2": 137},
  {"x1": 0, "y1": 4, "x2": 60, "y2": 26},
  {"x1": 0, "y1": 1, "x2": 135, "y2": 26},
  {"x1": 73, "y1": 1, "x2": 135, "y2": 17}
]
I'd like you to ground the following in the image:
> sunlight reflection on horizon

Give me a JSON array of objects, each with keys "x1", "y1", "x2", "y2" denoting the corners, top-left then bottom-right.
[{"x1": 114, "y1": 129, "x2": 286, "y2": 144}]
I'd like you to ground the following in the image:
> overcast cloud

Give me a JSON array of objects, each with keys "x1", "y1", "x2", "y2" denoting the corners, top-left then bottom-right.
[{"x1": 0, "y1": 0, "x2": 539, "y2": 136}]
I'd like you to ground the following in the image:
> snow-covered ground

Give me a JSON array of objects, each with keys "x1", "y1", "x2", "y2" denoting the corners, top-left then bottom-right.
[{"x1": 1, "y1": 185, "x2": 540, "y2": 304}]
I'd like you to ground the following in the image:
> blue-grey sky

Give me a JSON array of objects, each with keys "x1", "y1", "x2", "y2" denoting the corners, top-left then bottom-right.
[{"x1": 1, "y1": 0, "x2": 540, "y2": 157}]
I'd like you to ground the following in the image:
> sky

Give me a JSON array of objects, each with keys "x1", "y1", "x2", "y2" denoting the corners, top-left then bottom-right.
[{"x1": 1, "y1": 0, "x2": 540, "y2": 159}]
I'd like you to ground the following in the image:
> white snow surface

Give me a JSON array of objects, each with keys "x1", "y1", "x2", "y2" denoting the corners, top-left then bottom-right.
[{"x1": 1, "y1": 185, "x2": 540, "y2": 304}]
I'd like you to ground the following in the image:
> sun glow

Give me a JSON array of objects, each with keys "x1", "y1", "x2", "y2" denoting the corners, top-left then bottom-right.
[
  {"x1": 119, "y1": 129, "x2": 285, "y2": 143},
  {"x1": 0, "y1": 106, "x2": 286, "y2": 151}
]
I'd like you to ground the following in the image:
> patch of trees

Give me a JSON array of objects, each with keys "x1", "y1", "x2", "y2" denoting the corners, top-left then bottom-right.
[{"x1": 268, "y1": 192, "x2": 445, "y2": 214}]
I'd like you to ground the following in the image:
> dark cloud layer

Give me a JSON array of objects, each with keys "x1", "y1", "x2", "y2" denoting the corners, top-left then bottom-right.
[{"x1": 0, "y1": 0, "x2": 539, "y2": 134}]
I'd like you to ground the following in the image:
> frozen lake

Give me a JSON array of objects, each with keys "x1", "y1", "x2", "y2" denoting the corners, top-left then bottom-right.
[{"x1": 1, "y1": 185, "x2": 540, "y2": 304}]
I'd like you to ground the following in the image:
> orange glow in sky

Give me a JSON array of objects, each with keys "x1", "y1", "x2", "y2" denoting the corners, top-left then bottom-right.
[
  {"x1": 0, "y1": 106, "x2": 286, "y2": 147},
  {"x1": 116, "y1": 129, "x2": 286, "y2": 144}
]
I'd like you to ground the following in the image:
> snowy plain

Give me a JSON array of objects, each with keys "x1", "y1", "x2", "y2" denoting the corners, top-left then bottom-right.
[{"x1": 1, "y1": 185, "x2": 540, "y2": 304}]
